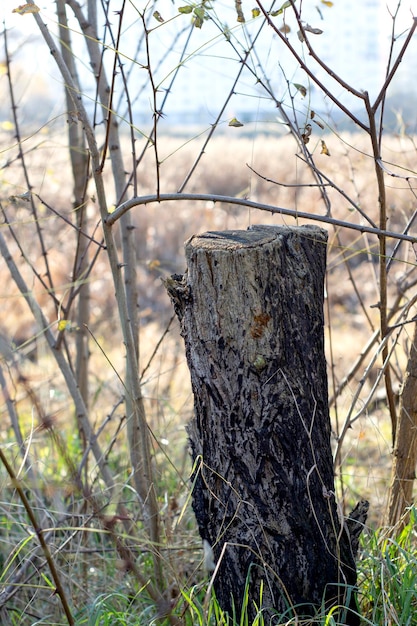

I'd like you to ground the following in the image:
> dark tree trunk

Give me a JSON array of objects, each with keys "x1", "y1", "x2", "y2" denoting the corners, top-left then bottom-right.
[{"x1": 165, "y1": 225, "x2": 362, "y2": 624}]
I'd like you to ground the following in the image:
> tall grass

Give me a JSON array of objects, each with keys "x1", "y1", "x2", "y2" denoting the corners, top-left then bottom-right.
[{"x1": 63, "y1": 509, "x2": 417, "y2": 625}]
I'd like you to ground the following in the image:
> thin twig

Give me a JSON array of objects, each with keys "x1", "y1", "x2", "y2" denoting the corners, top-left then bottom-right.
[
  {"x1": 365, "y1": 91, "x2": 398, "y2": 441},
  {"x1": 255, "y1": 1, "x2": 369, "y2": 132},
  {"x1": 372, "y1": 16, "x2": 417, "y2": 114},
  {"x1": 0, "y1": 448, "x2": 74, "y2": 625},
  {"x1": 2, "y1": 23, "x2": 55, "y2": 301}
]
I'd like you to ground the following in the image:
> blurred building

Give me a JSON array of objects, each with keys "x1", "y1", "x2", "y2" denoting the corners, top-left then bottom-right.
[
  {"x1": 149, "y1": 0, "x2": 417, "y2": 130},
  {"x1": 2, "y1": 0, "x2": 416, "y2": 130}
]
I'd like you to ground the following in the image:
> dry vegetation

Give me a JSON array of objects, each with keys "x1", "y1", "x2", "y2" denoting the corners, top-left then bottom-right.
[
  {"x1": 1, "y1": 123, "x2": 417, "y2": 621},
  {"x1": 1, "y1": 126, "x2": 417, "y2": 522}
]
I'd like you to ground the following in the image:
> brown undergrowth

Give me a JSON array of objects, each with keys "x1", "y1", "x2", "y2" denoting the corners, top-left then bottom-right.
[
  {"x1": 0, "y1": 127, "x2": 416, "y2": 620},
  {"x1": 1, "y1": 128, "x2": 416, "y2": 513}
]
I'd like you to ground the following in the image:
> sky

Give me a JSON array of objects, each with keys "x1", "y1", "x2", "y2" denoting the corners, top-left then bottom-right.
[{"x1": 1, "y1": 1, "x2": 417, "y2": 129}]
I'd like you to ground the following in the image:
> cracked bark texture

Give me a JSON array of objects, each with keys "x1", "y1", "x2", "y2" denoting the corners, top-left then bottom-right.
[{"x1": 165, "y1": 225, "x2": 359, "y2": 624}]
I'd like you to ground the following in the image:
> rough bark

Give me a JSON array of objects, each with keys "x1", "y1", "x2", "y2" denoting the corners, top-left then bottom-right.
[
  {"x1": 385, "y1": 320, "x2": 417, "y2": 529},
  {"x1": 165, "y1": 225, "x2": 361, "y2": 624}
]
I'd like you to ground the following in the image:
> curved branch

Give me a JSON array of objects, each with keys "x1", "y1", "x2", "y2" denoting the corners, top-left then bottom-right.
[{"x1": 105, "y1": 192, "x2": 417, "y2": 244}]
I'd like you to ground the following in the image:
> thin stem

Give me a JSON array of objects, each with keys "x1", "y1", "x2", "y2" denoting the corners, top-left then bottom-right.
[
  {"x1": 289, "y1": 0, "x2": 366, "y2": 101},
  {"x1": 365, "y1": 92, "x2": 397, "y2": 442},
  {"x1": 3, "y1": 22, "x2": 56, "y2": 306},
  {"x1": 255, "y1": 1, "x2": 369, "y2": 132},
  {"x1": 142, "y1": 12, "x2": 162, "y2": 197},
  {"x1": 45, "y1": 0, "x2": 162, "y2": 584},
  {"x1": 99, "y1": 0, "x2": 126, "y2": 174},
  {"x1": 248, "y1": 161, "x2": 378, "y2": 229},
  {"x1": 0, "y1": 228, "x2": 115, "y2": 492},
  {"x1": 0, "y1": 448, "x2": 74, "y2": 625},
  {"x1": 372, "y1": 16, "x2": 417, "y2": 114}
]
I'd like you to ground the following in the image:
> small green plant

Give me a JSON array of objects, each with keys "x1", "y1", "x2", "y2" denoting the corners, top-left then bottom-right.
[{"x1": 358, "y1": 508, "x2": 417, "y2": 625}]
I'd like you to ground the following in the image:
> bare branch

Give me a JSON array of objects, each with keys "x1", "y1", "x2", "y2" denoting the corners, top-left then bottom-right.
[
  {"x1": 254, "y1": 1, "x2": 369, "y2": 132},
  {"x1": 372, "y1": 16, "x2": 417, "y2": 113},
  {"x1": 106, "y1": 192, "x2": 417, "y2": 244}
]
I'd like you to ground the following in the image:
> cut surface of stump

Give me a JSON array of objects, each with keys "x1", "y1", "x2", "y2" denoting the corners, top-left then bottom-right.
[{"x1": 165, "y1": 225, "x2": 362, "y2": 624}]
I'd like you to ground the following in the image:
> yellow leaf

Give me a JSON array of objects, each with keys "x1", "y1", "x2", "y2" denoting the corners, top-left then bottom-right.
[
  {"x1": 229, "y1": 117, "x2": 244, "y2": 128},
  {"x1": 271, "y1": 0, "x2": 291, "y2": 16},
  {"x1": 321, "y1": 0, "x2": 334, "y2": 6},
  {"x1": 147, "y1": 259, "x2": 161, "y2": 270},
  {"x1": 1, "y1": 121, "x2": 15, "y2": 131},
  {"x1": 58, "y1": 319, "x2": 71, "y2": 332},
  {"x1": 320, "y1": 139, "x2": 331, "y2": 156},
  {"x1": 252, "y1": 8, "x2": 260, "y2": 18},
  {"x1": 12, "y1": 3, "x2": 40, "y2": 14}
]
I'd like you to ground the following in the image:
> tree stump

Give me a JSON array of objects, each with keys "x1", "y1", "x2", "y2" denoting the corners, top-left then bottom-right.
[{"x1": 165, "y1": 225, "x2": 361, "y2": 624}]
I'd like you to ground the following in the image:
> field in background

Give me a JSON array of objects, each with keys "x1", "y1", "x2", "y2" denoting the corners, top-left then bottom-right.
[
  {"x1": 0, "y1": 126, "x2": 416, "y2": 620},
  {"x1": 2, "y1": 127, "x2": 416, "y2": 515}
]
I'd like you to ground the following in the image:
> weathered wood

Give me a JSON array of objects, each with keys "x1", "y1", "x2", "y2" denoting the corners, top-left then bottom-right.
[
  {"x1": 165, "y1": 225, "x2": 361, "y2": 624},
  {"x1": 385, "y1": 319, "x2": 417, "y2": 529}
]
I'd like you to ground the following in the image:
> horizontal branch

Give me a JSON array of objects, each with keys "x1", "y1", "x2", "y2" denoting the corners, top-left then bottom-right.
[{"x1": 105, "y1": 193, "x2": 417, "y2": 244}]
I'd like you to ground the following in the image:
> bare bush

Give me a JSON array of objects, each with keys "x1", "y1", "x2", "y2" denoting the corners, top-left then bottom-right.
[{"x1": 0, "y1": 0, "x2": 417, "y2": 622}]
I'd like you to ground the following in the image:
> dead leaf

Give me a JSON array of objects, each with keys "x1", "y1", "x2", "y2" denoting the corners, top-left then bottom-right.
[
  {"x1": 12, "y1": 3, "x2": 40, "y2": 14},
  {"x1": 235, "y1": 0, "x2": 245, "y2": 22},
  {"x1": 301, "y1": 124, "x2": 312, "y2": 144},
  {"x1": 304, "y1": 23, "x2": 323, "y2": 35},
  {"x1": 8, "y1": 191, "x2": 31, "y2": 202},
  {"x1": 321, "y1": 139, "x2": 331, "y2": 156},
  {"x1": 153, "y1": 11, "x2": 164, "y2": 23},
  {"x1": 293, "y1": 83, "x2": 307, "y2": 97}
]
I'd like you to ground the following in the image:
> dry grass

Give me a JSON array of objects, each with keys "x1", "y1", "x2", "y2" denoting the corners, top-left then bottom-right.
[
  {"x1": 1, "y1": 127, "x2": 416, "y2": 526},
  {"x1": 0, "y1": 122, "x2": 417, "y2": 623}
]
